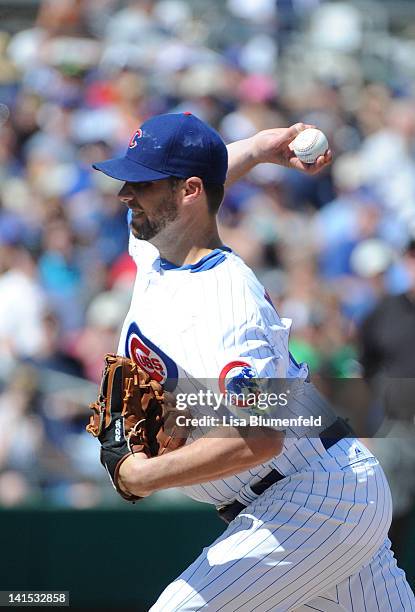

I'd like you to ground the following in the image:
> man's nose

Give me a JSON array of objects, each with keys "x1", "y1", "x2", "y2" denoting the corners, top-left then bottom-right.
[{"x1": 118, "y1": 184, "x2": 133, "y2": 203}]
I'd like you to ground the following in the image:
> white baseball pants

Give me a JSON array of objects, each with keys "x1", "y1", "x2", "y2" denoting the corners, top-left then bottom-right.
[{"x1": 150, "y1": 459, "x2": 415, "y2": 611}]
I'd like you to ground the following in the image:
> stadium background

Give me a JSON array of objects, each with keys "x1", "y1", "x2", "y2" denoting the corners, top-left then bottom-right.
[{"x1": 0, "y1": 0, "x2": 415, "y2": 609}]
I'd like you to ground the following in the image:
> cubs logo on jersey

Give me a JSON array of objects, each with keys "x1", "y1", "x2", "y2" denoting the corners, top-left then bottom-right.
[
  {"x1": 128, "y1": 129, "x2": 143, "y2": 149},
  {"x1": 219, "y1": 360, "x2": 258, "y2": 407},
  {"x1": 125, "y1": 322, "x2": 178, "y2": 390}
]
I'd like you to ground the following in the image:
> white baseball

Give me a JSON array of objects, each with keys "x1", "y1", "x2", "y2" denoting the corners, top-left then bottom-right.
[{"x1": 291, "y1": 128, "x2": 329, "y2": 164}]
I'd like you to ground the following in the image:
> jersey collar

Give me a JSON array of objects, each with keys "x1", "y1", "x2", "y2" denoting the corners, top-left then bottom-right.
[{"x1": 159, "y1": 247, "x2": 232, "y2": 273}]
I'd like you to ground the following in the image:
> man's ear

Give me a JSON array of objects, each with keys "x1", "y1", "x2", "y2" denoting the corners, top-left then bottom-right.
[{"x1": 182, "y1": 177, "x2": 203, "y2": 206}]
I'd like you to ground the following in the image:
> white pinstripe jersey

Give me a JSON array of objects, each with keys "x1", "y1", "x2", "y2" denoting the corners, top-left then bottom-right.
[{"x1": 118, "y1": 236, "x2": 374, "y2": 506}]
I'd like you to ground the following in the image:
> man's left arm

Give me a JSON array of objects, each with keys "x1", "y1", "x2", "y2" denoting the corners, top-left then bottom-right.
[
  {"x1": 225, "y1": 123, "x2": 332, "y2": 187},
  {"x1": 118, "y1": 426, "x2": 284, "y2": 498}
]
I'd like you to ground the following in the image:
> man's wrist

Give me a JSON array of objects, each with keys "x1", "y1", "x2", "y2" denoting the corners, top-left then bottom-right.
[
  {"x1": 118, "y1": 453, "x2": 152, "y2": 498},
  {"x1": 238, "y1": 135, "x2": 262, "y2": 167},
  {"x1": 250, "y1": 132, "x2": 265, "y2": 164}
]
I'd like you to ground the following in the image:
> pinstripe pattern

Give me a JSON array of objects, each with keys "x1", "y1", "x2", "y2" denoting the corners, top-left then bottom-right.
[
  {"x1": 123, "y1": 238, "x2": 414, "y2": 611},
  {"x1": 118, "y1": 246, "x2": 373, "y2": 506},
  {"x1": 151, "y1": 462, "x2": 415, "y2": 611}
]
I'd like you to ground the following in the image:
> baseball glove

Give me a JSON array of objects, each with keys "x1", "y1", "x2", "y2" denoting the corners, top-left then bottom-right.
[{"x1": 86, "y1": 353, "x2": 185, "y2": 502}]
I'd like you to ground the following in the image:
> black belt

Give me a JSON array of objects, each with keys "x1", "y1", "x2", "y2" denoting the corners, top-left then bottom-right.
[{"x1": 217, "y1": 417, "x2": 354, "y2": 525}]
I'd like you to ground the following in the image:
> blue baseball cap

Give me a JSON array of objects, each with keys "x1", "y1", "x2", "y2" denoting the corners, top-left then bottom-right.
[{"x1": 93, "y1": 112, "x2": 228, "y2": 185}]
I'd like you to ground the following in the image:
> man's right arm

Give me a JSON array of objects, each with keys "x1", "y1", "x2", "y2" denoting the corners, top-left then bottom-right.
[{"x1": 225, "y1": 123, "x2": 332, "y2": 187}]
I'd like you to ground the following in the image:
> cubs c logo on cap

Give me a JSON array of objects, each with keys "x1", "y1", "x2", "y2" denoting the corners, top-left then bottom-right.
[
  {"x1": 219, "y1": 360, "x2": 258, "y2": 407},
  {"x1": 125, "y1": 322, "x2": 178, "y2": 390},
  {"x1": 128, "y1": 129, "x2": 143, "y2": 149}
]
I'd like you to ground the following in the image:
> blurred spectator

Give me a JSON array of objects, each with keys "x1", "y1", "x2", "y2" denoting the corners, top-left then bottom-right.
[
  {"x1": 0, "y1": 243, "x2": 46, "y2": 375},
  {"x1": 0, "y1": 471, "x2": 33, "y2": 507},
  {"x1": 29, "y1": 311, "x2": 85, "y2": 379},
  {"x1": 38, "y1": 218, "x2": 84, "y2": 331},
  {"x1": 0, "y1": 366, "x2": 44, "y2": 481},
  {"x1": 359, "y1": 238, "x2": 415, "y2": 380},
  {"x1": 72, "y1": 289, "x2": 130, "y2": 382}
]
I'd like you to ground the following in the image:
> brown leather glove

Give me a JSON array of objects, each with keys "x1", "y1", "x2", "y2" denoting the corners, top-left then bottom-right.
[{"x1": 86, "y1": 354, "x2": 186, "y2": 501}]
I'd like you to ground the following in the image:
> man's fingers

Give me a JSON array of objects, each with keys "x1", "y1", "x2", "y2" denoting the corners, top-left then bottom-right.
[
  {"x1": 288, "y1": 123, "x2": 306, "y2": 140},
  {"x1": 288, "y1": 157, "x2": 308, "y2": 171},
  {"x1": 314, "y1": 149, "x2": 332, "y2": 168},
  {"x1": 286, "y1": 123, "x2": 317, "y2": 148},
  {"x1": 288, "y1": 147, "x2": 332, "y2": 174}
]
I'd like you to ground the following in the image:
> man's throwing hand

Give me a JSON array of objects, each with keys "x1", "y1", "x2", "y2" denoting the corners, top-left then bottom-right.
[{"x1": 252, "y1": 123, "x2": 332, "y2": 176}]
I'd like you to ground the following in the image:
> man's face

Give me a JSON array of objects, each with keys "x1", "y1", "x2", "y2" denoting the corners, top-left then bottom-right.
[{"x1": 118, "y1": 179, "x2": 181, "y2": 241}]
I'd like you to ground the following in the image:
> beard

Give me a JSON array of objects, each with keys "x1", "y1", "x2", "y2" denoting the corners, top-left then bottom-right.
[{"x1": 130, "y1": 194, "x2": 179, "y2": 241}]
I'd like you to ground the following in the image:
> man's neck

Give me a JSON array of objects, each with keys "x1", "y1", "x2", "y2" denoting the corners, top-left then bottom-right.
[{"x1": 151, "y1": 217, "x2": 222, "y2": 267}]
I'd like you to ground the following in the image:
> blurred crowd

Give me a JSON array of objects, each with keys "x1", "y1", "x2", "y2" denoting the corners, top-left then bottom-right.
[{"x1": 0, "y1": 0, "x2": 415, "y2": 528}]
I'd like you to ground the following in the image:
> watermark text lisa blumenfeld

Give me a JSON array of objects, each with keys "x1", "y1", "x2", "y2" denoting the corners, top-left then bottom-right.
[{"x1": 176, "y1": 414, "x2": 323, "y2": 428}]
